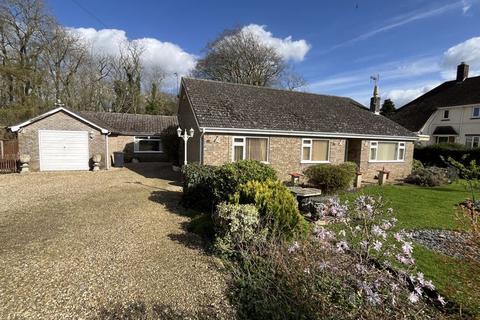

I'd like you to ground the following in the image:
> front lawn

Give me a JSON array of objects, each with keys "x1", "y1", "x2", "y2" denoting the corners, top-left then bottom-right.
[{"x1": 347, "y1": 182, "x2": 480, "y2": 316}]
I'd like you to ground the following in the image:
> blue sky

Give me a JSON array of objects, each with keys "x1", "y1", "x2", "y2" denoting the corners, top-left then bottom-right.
[{"x1": 48, "y1": 0, "x2": 480, "y2": 107}]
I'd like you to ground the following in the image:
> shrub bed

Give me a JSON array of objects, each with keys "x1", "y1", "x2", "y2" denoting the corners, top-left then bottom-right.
[
  {"x1": 303, "y1": 162, "x2": 357, "y2": 194},
  {"x1": 233, "y1": 180, "x2": 309, "y2": 241},
  {"x1": 404, "y1": 166, "x2": 452, "y2": 187},
  {"x1": 181, "y1": 160, "x2": 277, "y2": 211}
]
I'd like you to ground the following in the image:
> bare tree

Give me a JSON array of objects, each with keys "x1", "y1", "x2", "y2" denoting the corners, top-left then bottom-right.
[
  {"x1": 194, "y1": 28, "x2": 285, "y2": 86},
  {"x1": 279, "y1": 68, "x2": 307, "y2": 91},
  {"x1": 0, "y1": 0, "x2": 53, "y2": 107},
  {"x1": 41, "y1": 25, "x2": 86, "y2": 106}
]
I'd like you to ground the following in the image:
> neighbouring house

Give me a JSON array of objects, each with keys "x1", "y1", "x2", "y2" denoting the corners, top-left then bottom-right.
[
  {"x1": 390, "y1": 62, "x2": 480, "y2": 147},
  {"x1": 8, "y1": 107, "x2": 177, "y2": 171},
  {"x1": 177, "y1": 77, "x2": 417, "y2": 182}
]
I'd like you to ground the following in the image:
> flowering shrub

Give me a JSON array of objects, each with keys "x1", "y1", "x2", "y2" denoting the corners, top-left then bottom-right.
[
  {"x1": 404, "y1": 166, "x2": 452, "y2": 186},
  {"x1": 331, "y1": 195, "x2": 445, "y2": 306},
  {"x1": 226, "y1": 195, "x2": 448, "y2": 319}
]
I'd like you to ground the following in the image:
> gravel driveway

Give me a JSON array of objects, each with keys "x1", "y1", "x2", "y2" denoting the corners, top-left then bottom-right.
[{"x1": 0, "y1": 164, "x2": 232, "y2": 319}]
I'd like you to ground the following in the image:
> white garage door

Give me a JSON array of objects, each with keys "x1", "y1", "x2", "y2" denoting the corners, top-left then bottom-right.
[{"x1": 39, "y1": 130, "x2": 89, "y2": 171}]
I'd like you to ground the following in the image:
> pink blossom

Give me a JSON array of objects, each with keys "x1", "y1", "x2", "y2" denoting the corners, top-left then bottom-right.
[
  {"x1": 402, "y1": 242, "x2": 413, "y2": 256},
  {"x1": 373, "y1": 240, "x2": 383, "y2": 251},
  {"x1": 336, "y1": 240, "x2": 349, "y2": 253},
  {"x1": 408, "y1": 292, "x2": 419, "y2": 303},
  {"x1": 288, "y1": 241, "x2": 300, "y2": 253}
]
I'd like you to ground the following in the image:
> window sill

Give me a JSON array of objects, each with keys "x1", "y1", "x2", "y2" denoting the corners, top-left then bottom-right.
[
  {"x1": 440, "y1": 119, "x2": 450, "y2": 121},
  {"x1": 368, "y1": 160, "x2": 405, "y2": 163},
  {"x1": 470, "y1": 117, "x2": 480, "y2": 120},
  {"x1": 301, "y1": 160, "x2": 330, "y2": 164}
]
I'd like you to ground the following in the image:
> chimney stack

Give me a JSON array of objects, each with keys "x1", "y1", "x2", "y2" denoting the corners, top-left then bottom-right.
[
  {"x1": 370, "y1": 84, "x2": 381, "y2": 115},
  {"x1": 456, "y1": 62, "x2": 469, "y2": 82}
]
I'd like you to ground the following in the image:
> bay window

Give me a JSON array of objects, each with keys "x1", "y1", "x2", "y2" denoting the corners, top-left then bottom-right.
[
  {"x1": 301, "y1": 139, "x2": 329, "y2": 163},
  {"x1": 435, "y1": 136, "x2": 456, "y2": 144},
  {"x1": 232, "y1": 137, "x2": 268, "y2": 162},
  {"x1": 369, "y1": 141, "x2": 405, "y2": 162},
  {"x1": 134, "y1": 136, "x2": 164, "y2": 153}
]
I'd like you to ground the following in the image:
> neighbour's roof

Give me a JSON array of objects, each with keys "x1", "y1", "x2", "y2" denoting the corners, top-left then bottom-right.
[
  {"x1": 390, "y1": 76, "x2": 480, "y2": 132},
  {"x1": 78, "y1": 111, "x2": 178, "y2": 135},
  {"x1": 432, "y1": 126, "x2": 458, "y2": 135},
  {"x1": 182, "y1": 78, "x2": 415, "y2": 138}
]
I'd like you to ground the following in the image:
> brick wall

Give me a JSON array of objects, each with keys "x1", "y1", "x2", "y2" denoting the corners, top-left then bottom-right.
[
  {"x1": 351, "y1": 140, "x2": 414, "y2": 182},
  {"x1": 17, "y1": 111, "x2": 106, "y2": 171},
  {"x1": 202, "y1": 134, "x2": 346, "y2": 181},
  {"x1": 202, "y1": 134, "x2": 414, "y2": 183}
]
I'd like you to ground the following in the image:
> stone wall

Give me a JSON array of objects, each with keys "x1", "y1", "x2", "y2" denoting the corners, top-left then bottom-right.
[{"x1": 17, "y1": 110, "x2": 106, "y2": 171}]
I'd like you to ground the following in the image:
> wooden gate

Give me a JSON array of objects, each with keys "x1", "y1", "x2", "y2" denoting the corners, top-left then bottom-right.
[{"x1": 0, "y1": 139, "x2": 18, "y2": 173}]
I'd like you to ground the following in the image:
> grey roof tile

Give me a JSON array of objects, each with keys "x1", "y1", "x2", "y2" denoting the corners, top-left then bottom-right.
[{"x1": 183, "y1": 78, "x2": 415, "y2": 138}]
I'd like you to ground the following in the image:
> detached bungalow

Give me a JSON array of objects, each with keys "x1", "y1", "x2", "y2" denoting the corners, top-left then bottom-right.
[
  {"x1": 178, "y1": 78, "x2": 417, "y2": 181},
  {"x1": 9, "y1": 107, "x2": 177, "y2": 171}
]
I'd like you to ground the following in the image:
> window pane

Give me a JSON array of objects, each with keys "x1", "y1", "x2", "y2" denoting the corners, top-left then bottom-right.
[
  {"x1": 234, "y1": 146, "x2": 244, "y2": 161},
  {"x1": 474, "y1": 108, "x2": 480, "y2": 117},
  {"x1": 246, "y1": 138, "x2": 267, "y2": 162},
  {"x1": 377, "y1": 142, "x2": 398, "y2": 161},
  {"x1": 466, "y1": 136, "x2": 473, "y2": 148},
  {"x1": 370, "y1": 147, "x2": 377, "y2": 161},
  {"x1": 444, "y1": 110, "x2": 449, "y2": 118},
  {"x1": 398, "y1": 148, "x2": 405, "y2": 160},
  {"x1": 138, "y1": 140, "x2": 161, "y2": 152},
  {"x1": 302, "y1": 147, "x2": 311, "y2": 161},
  {"x1": 312, "y1": 140, "x2": 329, "y2": 161},
  {"x1": 473, "y1": 137, "x2": 479, "y2": 148}
]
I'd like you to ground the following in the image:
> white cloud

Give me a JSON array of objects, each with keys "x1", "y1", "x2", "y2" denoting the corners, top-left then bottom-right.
[
  {"x1": 69, "y1": 27, "x2": 197, "y2": 85},
  {"x1": 441, "y1": 36, "x2": 480, "y2": 79},
  {"x1": 241, "y1": 24, "x2": 311, "y2": 62},
  {"x1": 384, "y1": 83, "x2": 439, "y2": 107}
]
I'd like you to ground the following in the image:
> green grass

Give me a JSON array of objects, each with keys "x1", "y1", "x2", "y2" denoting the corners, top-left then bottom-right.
[
  {"x1": 344, "y1": 182, "x2": 471, "y2": 230},
  {"x1": 346, "y1": 182, "x2": 480, "y2": 316}
]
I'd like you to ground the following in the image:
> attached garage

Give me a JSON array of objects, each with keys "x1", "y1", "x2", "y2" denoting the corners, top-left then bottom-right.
[
  {"x1": 39, "y1": 130, "x2": 90, "y2": 171},
  {"x1": 8, "y1": 106, "x2": 178, "y2": 172}
]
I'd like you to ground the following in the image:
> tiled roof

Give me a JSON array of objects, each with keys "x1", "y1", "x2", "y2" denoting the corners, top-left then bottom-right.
[
  {"x1": 182, "y1": 78, "x2": 415, "y2": 138},
  {"x1": 77, "y1": 111, "x2": 178, "y2": 135},
  {"x1": 390, "y1": 76, "x2": 480, "y2": 132}
]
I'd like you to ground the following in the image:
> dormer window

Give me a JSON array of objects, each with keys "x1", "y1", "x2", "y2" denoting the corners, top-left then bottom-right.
[
  {"x1": 443, "y1": 110, "x2": 450, "y2": 119},
  {"x1": 473, "y1": 107, "x2": 480, "y2": 118}
]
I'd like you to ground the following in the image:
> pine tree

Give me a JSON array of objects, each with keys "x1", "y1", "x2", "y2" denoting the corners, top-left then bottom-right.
[{"x1": 380, "y1": 99, "x2": 396, "y2": 117}]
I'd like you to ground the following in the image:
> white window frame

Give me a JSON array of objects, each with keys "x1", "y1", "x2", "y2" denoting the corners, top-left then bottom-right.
[
  {"x1": 443, "y1": 110, "x2": 450, "y2": 119},
  {"x1": 134, "y1": 136, "x2": 164, "y2": 153},
  {"x1": 465, "y1": 136, "x2": 480, "y2": 149},
  {"x1": 369, "y1": 141, "x2": 406, "y2": 163},
  {"x1": 231, "y1": 136, "x2": 269, "y2": 163},
  {"x1": 472, "y1": 107, "x2": 480, "y2": 118},
  {"x1": 301, "y1": 138, "x2": 330, "y2": 164}
]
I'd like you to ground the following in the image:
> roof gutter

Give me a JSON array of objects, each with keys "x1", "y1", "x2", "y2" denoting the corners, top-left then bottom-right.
[{"x1": 200, "y1": 127, "x2": 418, "y2": 141}]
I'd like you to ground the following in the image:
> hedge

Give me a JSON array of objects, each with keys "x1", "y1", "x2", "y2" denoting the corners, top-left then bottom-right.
[
  {"x1": 303, "y1": 162, "x2": 357, "y2": 194},
  {"x1": 181, "y1": 160, "x2": 277, "y2": 212},
  {"x1": 414, "y1": 144, "x2": 480, "y2": 167}
]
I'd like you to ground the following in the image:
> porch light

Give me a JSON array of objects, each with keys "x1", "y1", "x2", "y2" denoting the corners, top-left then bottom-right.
[{"x1": 176, "y1": 127, "x2": 182, "y2": 137}]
